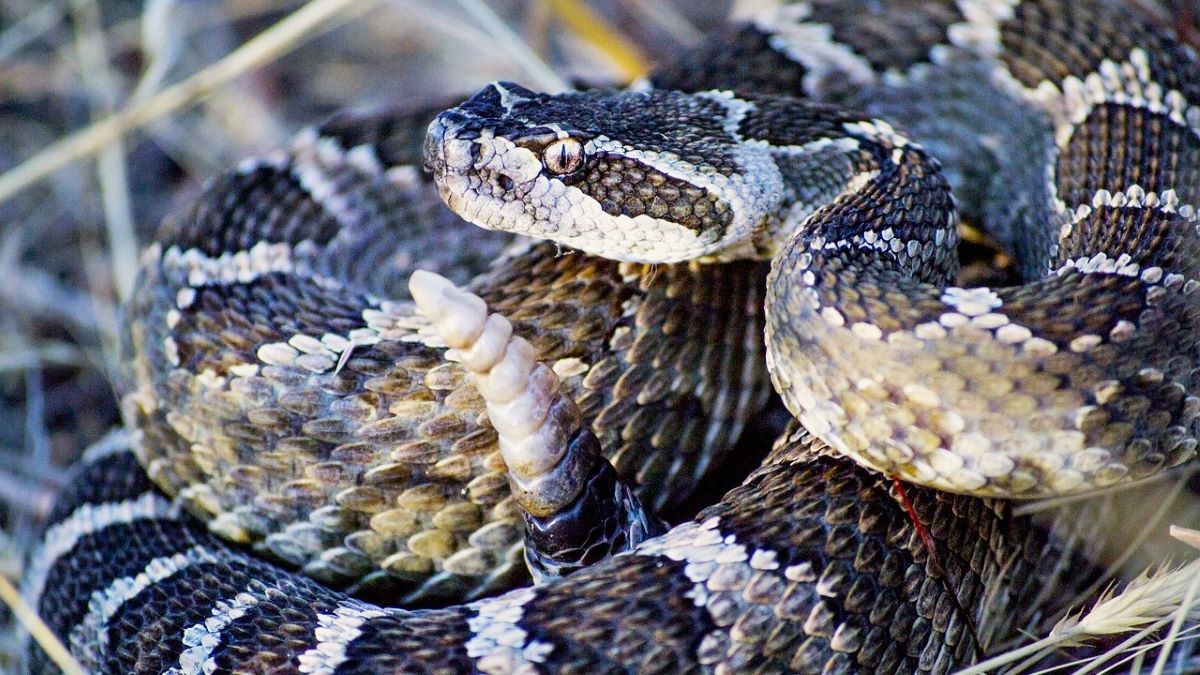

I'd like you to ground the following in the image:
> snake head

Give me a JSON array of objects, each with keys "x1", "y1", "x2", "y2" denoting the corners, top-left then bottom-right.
[{"x1": 424, "y1": 82, "x2": 783, "y2": 263}]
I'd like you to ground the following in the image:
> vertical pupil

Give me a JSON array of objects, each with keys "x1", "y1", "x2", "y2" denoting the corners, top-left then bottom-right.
[{"x1": 545, "y1": 141, "x2": 579, "y2": 174}]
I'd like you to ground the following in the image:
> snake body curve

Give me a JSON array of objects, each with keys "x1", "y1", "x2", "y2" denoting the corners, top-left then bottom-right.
[
  {"x1": 425, "y1": 0, "x2": 1200, "y2": 498},
  {"x1": 23, "y1": 0, "x2": 1200, "y2": 673}
]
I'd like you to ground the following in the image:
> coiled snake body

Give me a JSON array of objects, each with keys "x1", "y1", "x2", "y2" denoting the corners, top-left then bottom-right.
[{"x1": 24, "y1": 1, "x2": 1200, "y2": 673}]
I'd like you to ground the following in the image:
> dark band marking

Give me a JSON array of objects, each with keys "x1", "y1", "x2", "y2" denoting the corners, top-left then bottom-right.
[
  {"x1": 650, "y1": 24, "x2": 810, "y2": 97},
  {"x1": 1055, "y1": 103, "x2": 1200, "y2": 210},
  {"x1": 999, "y1": 0, "x2": 1200, "y2": 102},
  {"x1": 42, "y1": 447, "x2": 153, "y2": 524},
  {"x1": 97, "y1": 559, "x2": 250, "y2": 673},
  {"x1": 702, "y1": 450, "x2": 1016, "y2": 671},
  {"x1": 572, "y1": 154, "x2": 733, "y2": 235},
  {"x1": 165, "y1": 272, "x2": 382, "y2": 377},
  {"x1": 168, "y1": 163, "x2": 343, "y2": 258},
  {"x1": 38, "y1": 519, "x2": 199, "y2": 650},
  {"x1": 204, "y1": 574, "x2": 337, "y2": 673},
  {"x1": 337, "y1": 607, "x2": 475, "y2": 673},
  {"x1": 806, "y1": 0, "x2": 964, "y2": 74},
  {"x1": 515, "y1": 555, "x2": 711, "y2": 672},
  {"x1": 1056, "y1": 203, "x2": 1200, "y2": 279},
  {"x1": 735, "y1": 96, "x2": 864, "y2": 149},
  {"x1": 795, "y1": 140, "x2": 956, "y2": 278}
]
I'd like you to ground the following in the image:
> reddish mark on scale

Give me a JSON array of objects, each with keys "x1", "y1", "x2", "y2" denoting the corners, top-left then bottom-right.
[{"x1": 891, "y1": 476, "x2": 984, "y2": 658}]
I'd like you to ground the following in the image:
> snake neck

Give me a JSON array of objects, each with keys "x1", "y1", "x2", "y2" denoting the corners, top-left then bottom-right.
[{"x1": 765, "y1": 119, "x2": 959, "y2": 281}]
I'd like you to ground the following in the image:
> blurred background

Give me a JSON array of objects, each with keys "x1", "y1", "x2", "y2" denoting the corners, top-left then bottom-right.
[{"x1": 0, "y1": 0, "x2": 1196, "y2": 671}]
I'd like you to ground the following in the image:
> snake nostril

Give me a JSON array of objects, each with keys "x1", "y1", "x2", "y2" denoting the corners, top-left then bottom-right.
[{"x1": 497, "y1": 175, "x2": 514, "y2": 191}]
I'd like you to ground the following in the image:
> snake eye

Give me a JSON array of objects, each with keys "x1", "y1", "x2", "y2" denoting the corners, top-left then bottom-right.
[{"x1": 542, "y1": 138, "x2": 584, "y2": 175}]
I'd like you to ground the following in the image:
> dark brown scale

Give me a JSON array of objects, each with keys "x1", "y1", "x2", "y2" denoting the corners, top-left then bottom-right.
[
  {"x1": 651, "y1": 24, "x2": 810, "y2": 96},
  {"x1": 1056, "y1": 103, "x2": 1200, "y2": 210},
  {"x1": 169, "y1": 274, "x2": 375, "y2": 378},
  {"x1": 168, "y1": 163, "x2": 343, "y2": 257},
  {"x1": 806, "y1": 0, "x2": 964, "y2": 74},
  {"x1": 573, "y1": 154, "x2": 733, "y2": 235},
  {"x1": 999, "y1": 0, "x2": 1200, "y2": 102},
  {"x1": 736, "y1": 95, "x2": 865, "y2": 148}
]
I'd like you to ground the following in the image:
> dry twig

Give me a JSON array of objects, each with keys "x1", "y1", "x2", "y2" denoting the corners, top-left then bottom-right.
[
  {"x1": 0, "y1": 0, "x2": 382, "y2": 208},
  {"x1": 0, "y1": 574, "x2": 85, "y2": 675}
]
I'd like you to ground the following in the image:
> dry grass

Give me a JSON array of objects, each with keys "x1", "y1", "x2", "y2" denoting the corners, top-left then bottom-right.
[
  {"x1": 0, "y1": 1, "x2": 1196, "y2": 674},
  {"x1": 959, "y1": 527, "x2": 1200, "y2": 675}
]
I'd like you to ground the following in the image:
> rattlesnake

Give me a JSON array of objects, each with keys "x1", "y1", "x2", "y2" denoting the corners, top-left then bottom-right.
[{"x1": 23, "y1": 0, "x2": 1200, "y2": 672}]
